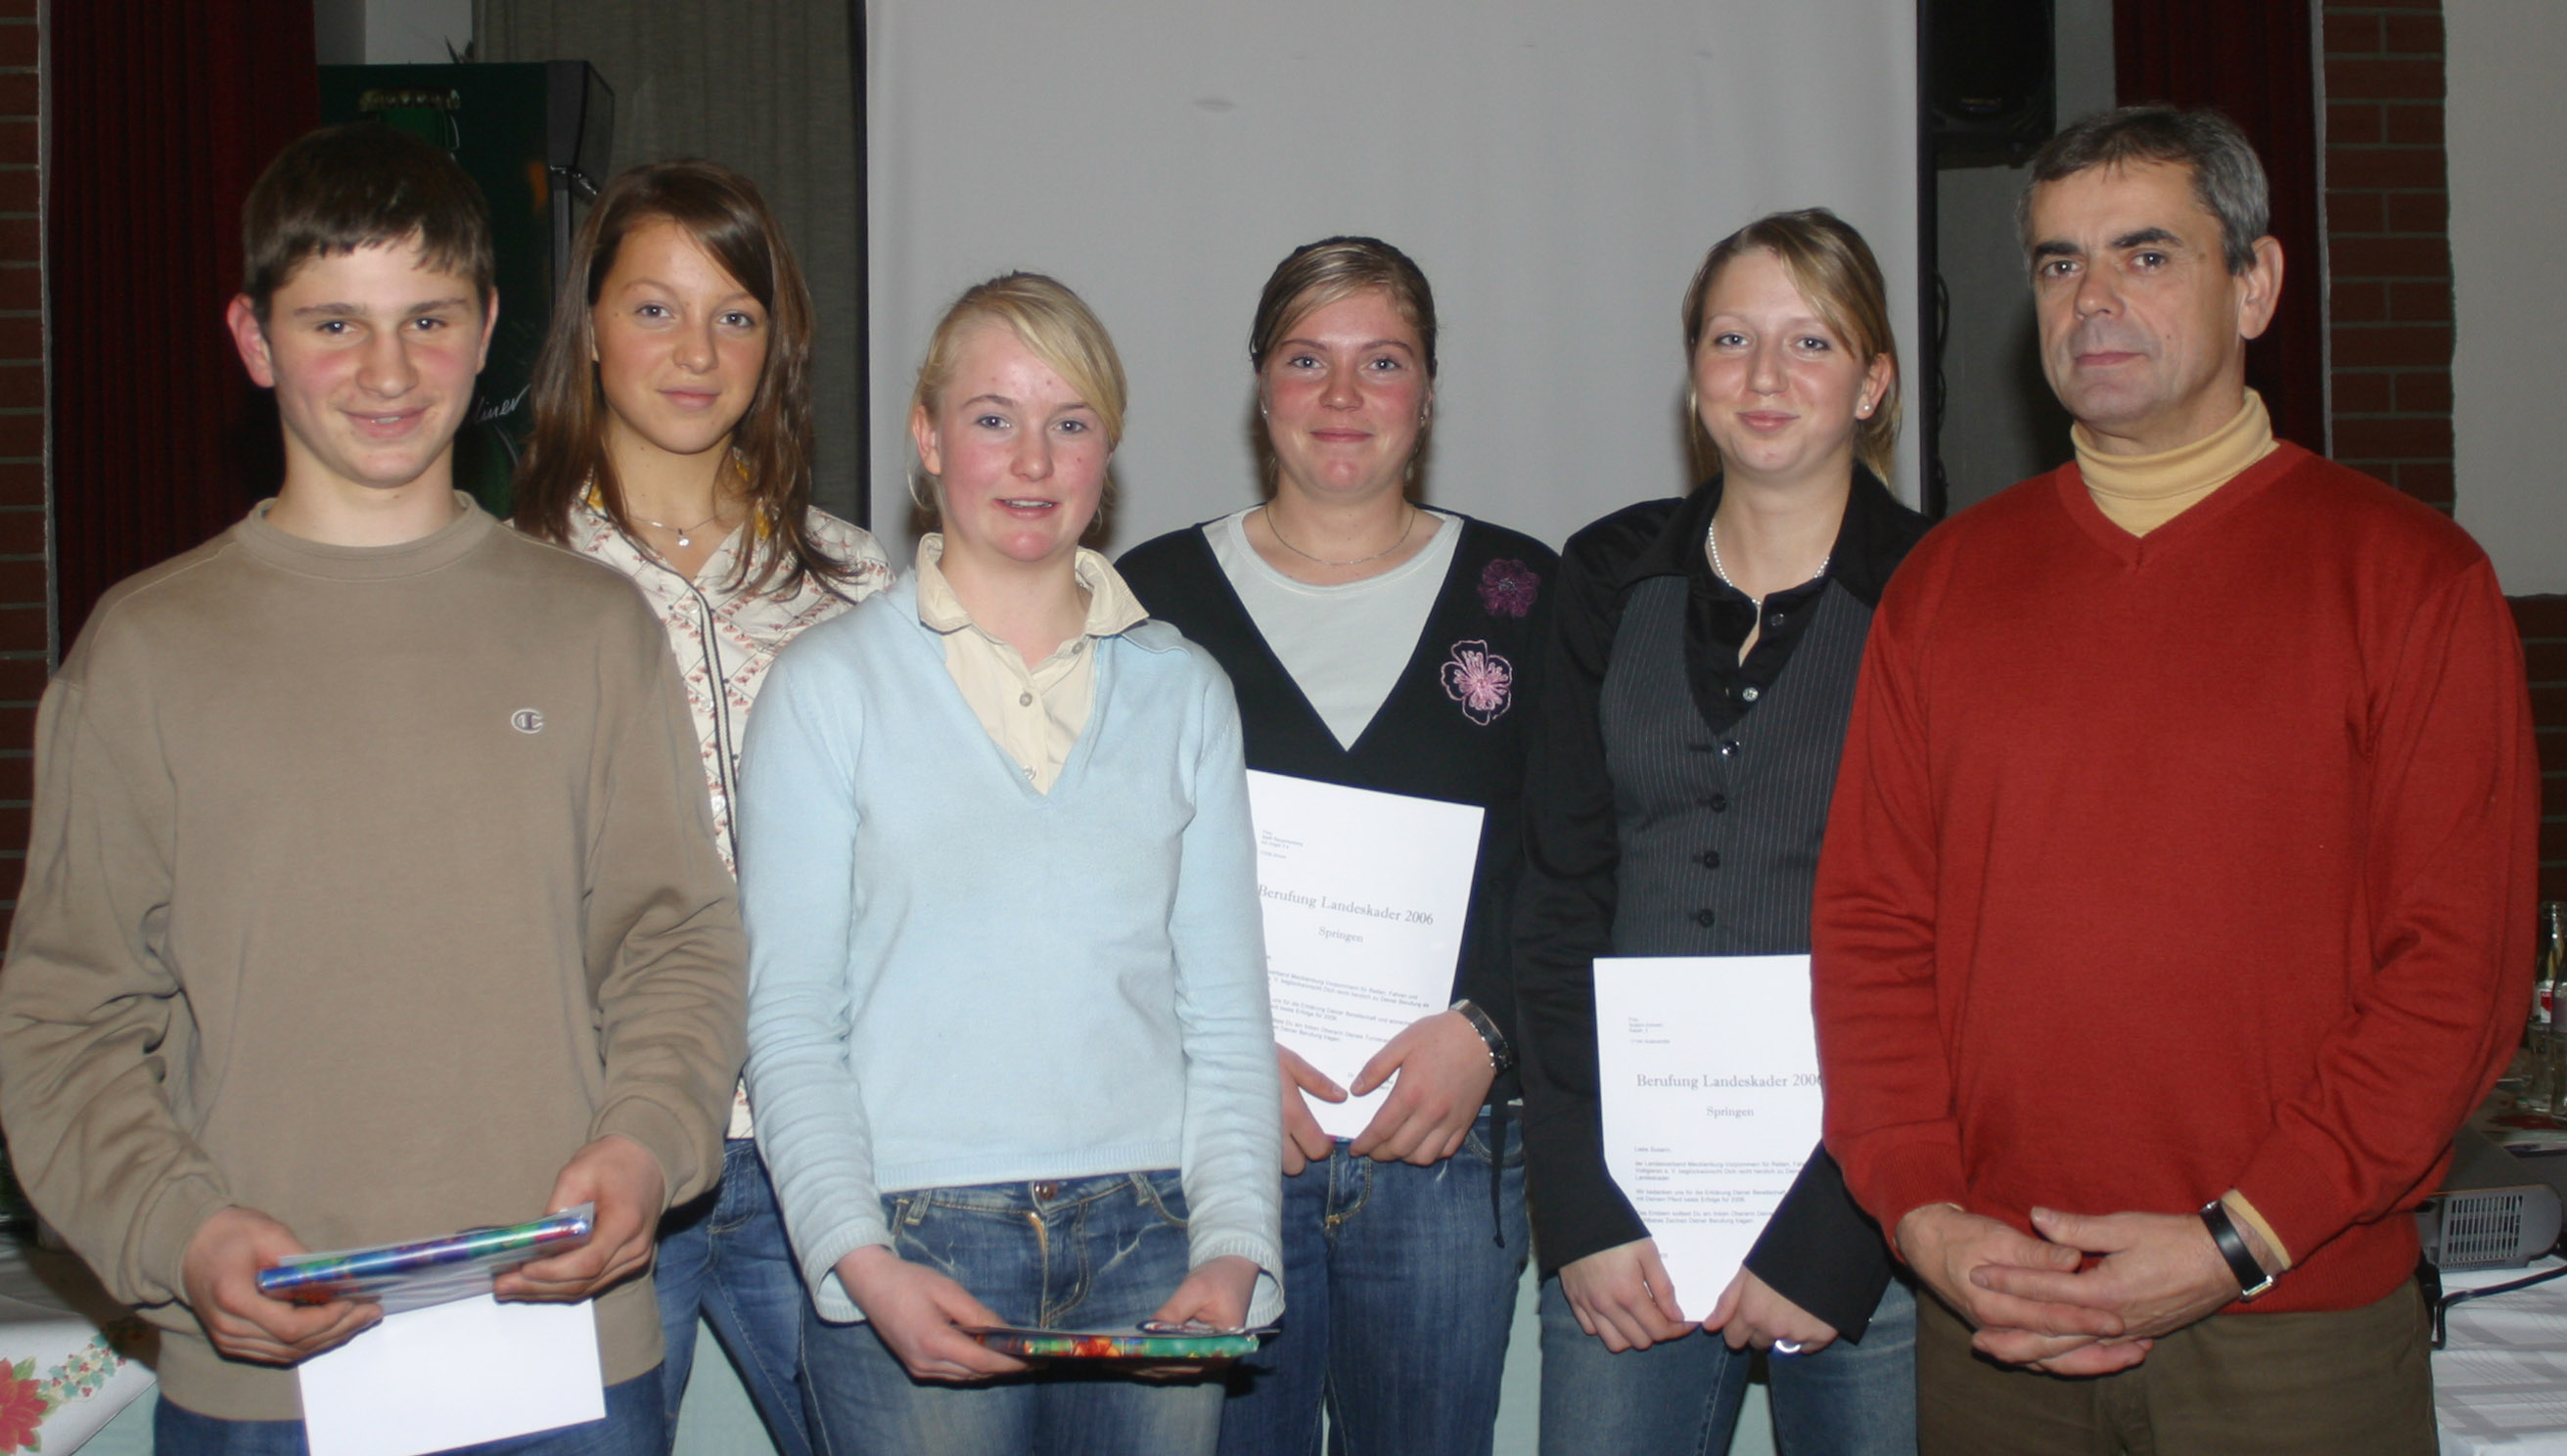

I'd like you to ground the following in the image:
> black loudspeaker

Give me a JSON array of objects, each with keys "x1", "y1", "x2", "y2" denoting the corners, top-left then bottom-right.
[
  {"x1": 1928, "y1": 0, "x2": 2055, "y2": 163},
  {"x1": 545, "y1": 60, "x2": 615, "y2": 199},
  {"x1": 544, "y1": 61, "x2": 616, "y2": 289}
]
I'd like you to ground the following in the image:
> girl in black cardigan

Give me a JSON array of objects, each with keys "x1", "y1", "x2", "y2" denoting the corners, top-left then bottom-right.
[{"x1": 1122, "y1": 237, "x2": 1553, "y2": 1456}]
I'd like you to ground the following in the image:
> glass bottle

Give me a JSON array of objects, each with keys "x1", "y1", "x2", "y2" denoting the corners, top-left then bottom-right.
[{"x1": 2537, "y1": 903, "x2": 2566, "y2": 1115}]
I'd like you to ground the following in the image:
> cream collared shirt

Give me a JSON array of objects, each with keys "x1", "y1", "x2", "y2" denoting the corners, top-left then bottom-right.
[{"x1": 914, "y1": 535, "x2": 1151, "y2": 793}]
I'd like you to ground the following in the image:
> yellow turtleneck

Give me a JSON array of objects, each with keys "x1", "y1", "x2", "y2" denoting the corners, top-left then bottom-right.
[{"x1": 2073, "y1": 389, "x2": 2279, "y2": 537}]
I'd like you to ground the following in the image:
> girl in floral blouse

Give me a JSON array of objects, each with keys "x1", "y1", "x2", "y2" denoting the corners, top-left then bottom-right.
[{"x1": 512, "y1": 159, "x2": 890, "y2": 1456}]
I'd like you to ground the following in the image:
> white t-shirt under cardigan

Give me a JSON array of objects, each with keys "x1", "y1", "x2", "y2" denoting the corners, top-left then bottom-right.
[
  {"x1": 1206, "y1": 507, "x2": 1460, "y2": 750},
  {"x1": 737, "y1": 571, "x2": 1285, "y2": 1325}
]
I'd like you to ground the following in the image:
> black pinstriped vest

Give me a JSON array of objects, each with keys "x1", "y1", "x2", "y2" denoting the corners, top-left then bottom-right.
[{"x1": 1601, "y1": 574, "x2": 1870, "y2": 956}]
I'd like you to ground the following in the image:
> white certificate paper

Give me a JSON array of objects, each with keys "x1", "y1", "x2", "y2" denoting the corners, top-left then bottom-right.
[
  {"x1": 1247, "y1": 771, "x2": 1485, "y2": 1141},
  {"x1": 1594, "y1": 955, "x2": 1823, "y2": 1322},
  {"x1": 298, "y1": 1295, "x2": 605, "y2": 1456}
]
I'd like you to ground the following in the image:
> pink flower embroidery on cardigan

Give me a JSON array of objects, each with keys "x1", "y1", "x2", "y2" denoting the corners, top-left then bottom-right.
[{"x1": 1441, "y1": 640, "x2": 1515, "y2": 725}]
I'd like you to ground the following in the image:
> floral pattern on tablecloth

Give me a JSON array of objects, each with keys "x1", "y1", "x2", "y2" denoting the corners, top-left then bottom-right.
[{"x1": 0, "y1": 1318, "x2": 146, "y2": 1453}]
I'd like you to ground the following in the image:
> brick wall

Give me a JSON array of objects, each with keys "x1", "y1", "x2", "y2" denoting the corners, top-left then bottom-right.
[
  {"x1": 0, "y1": 0, "x2": 38, "y2": 947},
  {"x1": 2322, "y1": 0, "x2": 2453, "y2": 509}
]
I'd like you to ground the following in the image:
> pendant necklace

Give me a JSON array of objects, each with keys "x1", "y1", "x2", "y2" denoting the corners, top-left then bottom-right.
[
  {"x1": 1264, "y1": 504, "x2": 1418, "y2": 569},
  {"x1": 643, "y1": 508, "x2": 723, "y2": 549}
]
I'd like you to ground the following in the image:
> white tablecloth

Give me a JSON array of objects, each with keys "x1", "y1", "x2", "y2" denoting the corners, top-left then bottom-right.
[{"x1": 2437, "y1": 1256, "x2": 2567, "y2": 1454}]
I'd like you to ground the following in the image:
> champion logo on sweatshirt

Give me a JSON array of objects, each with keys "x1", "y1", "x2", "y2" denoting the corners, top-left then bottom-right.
[{"x1": 511, "y1": 708, "x2": 545, "y2": 735}]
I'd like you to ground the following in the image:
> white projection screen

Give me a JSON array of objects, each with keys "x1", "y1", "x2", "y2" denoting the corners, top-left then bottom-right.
[{"x1": 867, "y1": 1, "x2": 1919, "y2": 562}]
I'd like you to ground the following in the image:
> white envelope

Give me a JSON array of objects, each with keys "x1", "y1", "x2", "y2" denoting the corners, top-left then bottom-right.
[{"x1": 298, "y1": 1296, "x2": 605, "y2": 1456}]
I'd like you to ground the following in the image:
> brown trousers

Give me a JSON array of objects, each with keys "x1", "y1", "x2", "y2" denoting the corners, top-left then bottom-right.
[{"x1": 1916, "y1": 1282, "x2": 2437, "y2": 1456}]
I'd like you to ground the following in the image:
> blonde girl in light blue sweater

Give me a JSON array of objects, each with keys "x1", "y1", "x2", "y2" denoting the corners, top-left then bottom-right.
[{"x1": 740, "y1": 273, "x2": 1283, "y2": 1456}]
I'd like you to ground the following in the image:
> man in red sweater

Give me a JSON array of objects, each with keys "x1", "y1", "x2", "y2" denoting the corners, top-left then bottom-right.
[{"x1": 1812, "y1": 105, "x2": 2538, "y2": 1454}]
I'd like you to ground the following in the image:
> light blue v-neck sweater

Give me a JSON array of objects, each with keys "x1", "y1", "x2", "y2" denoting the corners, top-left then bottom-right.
[{"x1": 739, "y1": 573, "x2": 1283, "y2": 1324}]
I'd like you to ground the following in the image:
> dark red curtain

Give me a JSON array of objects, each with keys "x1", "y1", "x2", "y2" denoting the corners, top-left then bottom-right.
[
  {"x1": 50, "y1": 0, "x2": 318, "y2": 648},
  {"x1": 2115, "y1": 0, "x2": 2325, "y2": 451}
]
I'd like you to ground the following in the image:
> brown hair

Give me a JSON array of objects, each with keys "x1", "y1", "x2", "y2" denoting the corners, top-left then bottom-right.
[
  {"x1": 512, "y1": 159, "x2": 850, "y2": 596},
  {"x1": 241, "y1": 122, "x2": 494, "y2": 322},
  {"x1": 1248, "y1": 236, "x2": 1438, "y2": 378},
  {"x1": 907, "y1": 272, "x2": 1127, "y2": 513},
  {"x1": 1681, "y1": 208, "x2": 1902, "y2": 482}
]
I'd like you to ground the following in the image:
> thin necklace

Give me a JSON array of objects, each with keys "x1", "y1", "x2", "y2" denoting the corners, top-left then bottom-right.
[
  {"x1": 641, "y1": 507, "x2": 724, "y2": 549},
  {"x1": 1264, "y1": 503, "x2": 1418, "y2": 569},
  {"x1": 1707, "y1": 518, "x2": 1830, "y2": 602}
]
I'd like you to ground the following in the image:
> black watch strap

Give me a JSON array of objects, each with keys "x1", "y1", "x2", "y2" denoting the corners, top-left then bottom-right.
[
  {"x1": 2200, "y1": 1199, "x2": 2276, "y2": 1300},
  {"x1": 1449, "y1": 998, "x2": 1516, "y2": 1075}
]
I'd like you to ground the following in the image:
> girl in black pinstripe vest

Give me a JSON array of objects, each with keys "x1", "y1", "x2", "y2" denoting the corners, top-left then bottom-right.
[{"x1": 1517, "y1": 209, "x2": 1931, "y2": 1456}]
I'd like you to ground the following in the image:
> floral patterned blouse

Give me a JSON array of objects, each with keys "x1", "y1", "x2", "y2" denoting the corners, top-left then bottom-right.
[{"x1": 566, "y1": 497, "x2": 894, "y2": 876}]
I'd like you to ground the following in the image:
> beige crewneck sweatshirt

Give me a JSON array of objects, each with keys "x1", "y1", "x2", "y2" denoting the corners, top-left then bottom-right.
[
  {"x1": 0, "y1": 500, "x2": 745, "y2": 1419},
  {"x1": 2074, "y1": 389, "x2": 2279, "y2": 536}
]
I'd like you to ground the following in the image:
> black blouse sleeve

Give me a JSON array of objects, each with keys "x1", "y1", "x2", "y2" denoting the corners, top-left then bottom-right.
[
  {"x1": 1513, "y1": 505, "x2": 1667, "y2": 1274},
  {"x1": 1743, "y1": 1144, "x2": 1897, "y2": 1341}
]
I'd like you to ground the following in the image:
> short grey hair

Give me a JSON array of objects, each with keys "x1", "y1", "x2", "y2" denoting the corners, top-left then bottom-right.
[{"x1": 2017, "y1": 105, "x2": 2270, "y2": 275}]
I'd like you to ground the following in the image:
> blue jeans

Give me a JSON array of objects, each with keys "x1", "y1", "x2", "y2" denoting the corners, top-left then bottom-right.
[
  {"x1": 656, "y1": 1137, "x2": 811, "y2": 1456},
  {"x1": 1538, "y1": 1274, "x2": 1917, "y2": 1456},
  {"x1": 1217, "y1": 1109, "x2": 1527, "y2": 1456},
  {"x1": 801, "y1": 1170, "x2": 1225, "y2": 1456},
  {"x1": 155, "y1": 1371, "x2": 665, "y2": 1455}
]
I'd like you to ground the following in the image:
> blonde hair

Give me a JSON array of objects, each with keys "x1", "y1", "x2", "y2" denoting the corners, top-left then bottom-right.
[
  {"x1": 908, "y1": 273, "x2": 1125, "y2": 515},
  {"x1": 1681, "y1": 208, "x2": 1902, "y2": 482},
  {"x1": 909, "y1": 273, "x2": 1125, "y2": 499}
]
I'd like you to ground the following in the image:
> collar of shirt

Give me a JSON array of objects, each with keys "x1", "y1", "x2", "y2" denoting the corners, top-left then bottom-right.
[
  {"x1": 1608, "y1": 463, "x2": 1913, "y2": 611},
  {"x1": 913, "y1": 534, "x2": 1150, "y2": 661},
  {"x1": 1607, "y1": 465, "x2": 1914, "y2": 735}
]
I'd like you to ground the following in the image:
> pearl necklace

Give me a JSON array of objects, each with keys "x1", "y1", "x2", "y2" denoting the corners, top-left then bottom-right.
[{"x1": 1706, "y1": 519, "x2": 1829, "y2": 601}]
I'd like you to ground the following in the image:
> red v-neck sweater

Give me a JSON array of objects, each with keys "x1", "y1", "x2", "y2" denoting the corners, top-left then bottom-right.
[{"x1": 1812, "y1": 443, "x2": 2539, "y2": 1314}]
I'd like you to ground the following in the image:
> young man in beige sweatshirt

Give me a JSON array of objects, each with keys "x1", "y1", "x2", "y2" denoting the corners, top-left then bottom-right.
[{"x1": 0, "y1": 124, "x2": 744, "y2": 1451}]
